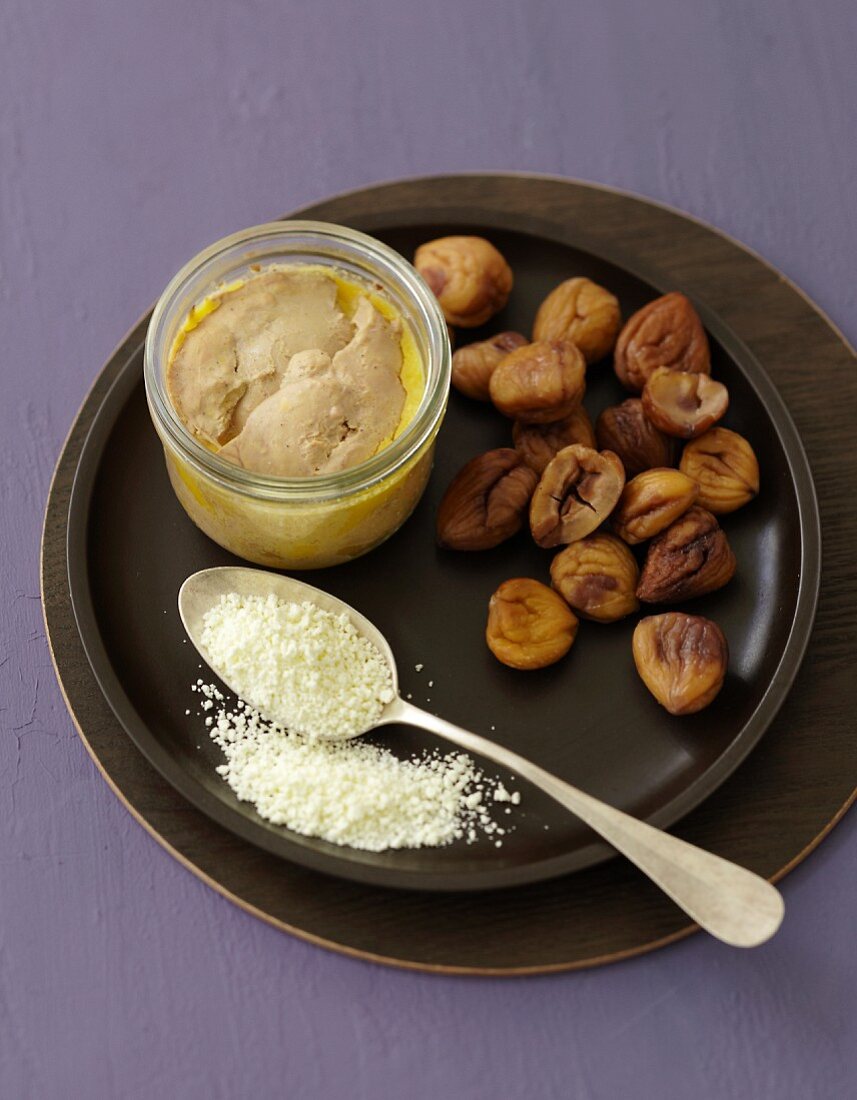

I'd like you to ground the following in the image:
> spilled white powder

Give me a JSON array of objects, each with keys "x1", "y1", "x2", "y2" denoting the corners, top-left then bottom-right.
[{"x1": 195, "y1": 593, "x2": 520, "y2": 851}]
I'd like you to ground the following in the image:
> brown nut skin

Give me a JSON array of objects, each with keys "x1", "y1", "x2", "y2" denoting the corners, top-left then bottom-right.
[
  {"x1": 512, "y1": 406, "x2": 596, "y2": 474},
  {"x1": 437, "y1": 449, "x2": 538, "y2": 551},
  {"x1": 642, "y1": 367, "x2": 729, "y2": 439},
  {"x1": 680, "y1": 427, "x2": 760, "y2": 514},
  {"x1": 614, "y1": 292, "x2": 710, "y2": 392},
  {"x1": 532, "y1": 277, "x2": 622, "y2": 364},
  {"x1": 451, "y1": 332, "x2": 528, "y2": 401},
  {"x1": 486, "y1": 578, "x2": 578, "y2": 670},
  {"x1": 489, "y1": 340, "x2": 586, "y2": 424},
  {"x1": 636, "y1": 506, "x2": 737, "y2": 603},
  {"x1": 550, "y1": 534, "x2": 640, "y2": 623},
  {"x1": 414, "y1": 236, "x2": 513, "y2": 328},
  {"x1": 633, "y1": 613, "x2": 728, "y2": 715},
  {"x1": 595, "y1": 398, "x2": 675, "y2": 477},
  {"x1": 530, "y1": 445, "x2": 626, "y2": 549},
  {"x1": 612, "y1": 468, "x2": 699, "y2": 545}
]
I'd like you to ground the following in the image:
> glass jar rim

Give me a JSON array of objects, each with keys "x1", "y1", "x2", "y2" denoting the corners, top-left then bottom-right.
[{"x1": 144, "y1": 220, "x2": 450, "y2": 502}]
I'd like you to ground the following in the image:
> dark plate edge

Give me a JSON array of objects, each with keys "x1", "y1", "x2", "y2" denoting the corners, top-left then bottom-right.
[{"x1": 291, "y1": 169, "x2": 857, "y2": 357}]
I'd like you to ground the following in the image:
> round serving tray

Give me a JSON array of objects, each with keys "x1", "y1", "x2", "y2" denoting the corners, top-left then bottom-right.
[{"x1": 43, "y1": 175, "x2": 856, "y2": 971}]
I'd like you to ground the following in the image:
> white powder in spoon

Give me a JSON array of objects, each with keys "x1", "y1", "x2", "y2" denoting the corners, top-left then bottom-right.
[
  {"x1": 195, "y1": 593, "x2": 519, "y2": 851},
  {"x1": 201, "y1": 593, "x2": 394, "y2": 740}
]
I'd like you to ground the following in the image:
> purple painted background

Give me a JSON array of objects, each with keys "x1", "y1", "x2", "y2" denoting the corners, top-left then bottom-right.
[{"x1": 2, "y1": 0, "x2": 855, "y2": 1096}]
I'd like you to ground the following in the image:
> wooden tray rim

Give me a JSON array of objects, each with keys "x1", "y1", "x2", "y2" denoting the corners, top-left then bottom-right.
[{"x1": 40, "y1": 173, "x2": 857, "y2": 973}]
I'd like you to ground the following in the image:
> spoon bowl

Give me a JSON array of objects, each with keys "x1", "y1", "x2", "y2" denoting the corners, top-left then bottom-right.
[
  {"x1": 179, "y1": 565, "x2": 784, "y2": 948},
  {"x1": 179, "y1": 565, "x2": 401, "y2": 735}
]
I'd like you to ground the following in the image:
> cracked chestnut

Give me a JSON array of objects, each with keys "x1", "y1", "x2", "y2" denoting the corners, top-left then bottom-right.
[
  {"x1": 530, "y1": 444, "x2": 625, "y2": 548},
  {"x1": 642, "y1": 367, "x2": 729, "y2": 439}
]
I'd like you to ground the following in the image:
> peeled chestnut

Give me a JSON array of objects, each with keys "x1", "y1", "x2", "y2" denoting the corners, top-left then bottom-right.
[
  {"x1": 437, "y1": 449, "x2": 538, "y2": 551},
  {"x1": 550, "y1": 534, "x2": 640, "y2": 622},
  {"x1": 486, "y1": 578, "x2": 578, "y2": 670},
  {"x1": 532, "y1": 277, "x2": 621, "y2": 363},
  {"x1": 614, "y1": 292, "x2": 710, "y2": 392},
  {"x1": 680, "y1": 427, "x2": 760, "y2": 514},
  {"x1": 611, "y1": 468, "x2": 698, "y2": 545},
  {"x1": 512, "y1": 406, "x2": 596, "y2": 474},
  {"x1": 490, "y1": 340, "x2": 586, "y2": 424},
  {"x1": 633, "y1": 613, "x2": 728, "y2": 715},
  {"x1": 595, "y1": 398, "x2": 675, "y2": 477},
  {"x1": 415, "y1": 236, "x2": 513, "y2": 327},
  {"x1": 636, "y1": 506, "x2": 736, "y2": 603},
  {"x1": 451, "y1": 332, "x2": 528, "y2": 401}
]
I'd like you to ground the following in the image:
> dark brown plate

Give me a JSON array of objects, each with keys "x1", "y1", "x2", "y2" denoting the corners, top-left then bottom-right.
[{"x1": 66, "y1": 212, "x2": 820, "y2": 892}]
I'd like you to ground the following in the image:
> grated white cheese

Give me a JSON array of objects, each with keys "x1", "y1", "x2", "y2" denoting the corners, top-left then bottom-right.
[
  {"x1": 206, "y1": 699, "x2": 517, "y2": 850},
  {"x1": 201, "y1": 593, "x2": 394, "y2": 740},
  {"x1": 195, "y1": 592, "x2": 521, "y2": 851}
]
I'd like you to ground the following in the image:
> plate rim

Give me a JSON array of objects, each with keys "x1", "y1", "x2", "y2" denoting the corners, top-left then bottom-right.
[
  {"x1": 64, "y1": 183, "x2": 822, "y2": 891},
  {"x1": 295, "y1": 169, "x2": 857, "y2": 357}
]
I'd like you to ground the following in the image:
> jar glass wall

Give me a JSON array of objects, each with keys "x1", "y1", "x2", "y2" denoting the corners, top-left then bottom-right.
[{"x1": 144, "y1": 222, "x2": 450, "y2": 569}]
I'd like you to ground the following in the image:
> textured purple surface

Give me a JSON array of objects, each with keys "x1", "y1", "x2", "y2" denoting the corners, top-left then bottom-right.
[{"x1": 2, "y1": 0, "x2": 856, "y2": 1096}]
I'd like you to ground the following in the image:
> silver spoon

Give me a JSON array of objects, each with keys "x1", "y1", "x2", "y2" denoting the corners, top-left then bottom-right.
[{"x1": 179, "y1": 566, "x2": 783, "y2": 948}]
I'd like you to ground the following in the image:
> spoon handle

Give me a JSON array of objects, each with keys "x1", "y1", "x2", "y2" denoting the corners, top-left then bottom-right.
[{"x1": 389, "y1": 699, "x2": 783, "y2": 947}]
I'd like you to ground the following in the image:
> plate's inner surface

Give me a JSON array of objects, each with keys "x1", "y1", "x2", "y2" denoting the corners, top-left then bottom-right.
[{"x1": 79, "y1": 225, "x2": 803, "y2": 888}]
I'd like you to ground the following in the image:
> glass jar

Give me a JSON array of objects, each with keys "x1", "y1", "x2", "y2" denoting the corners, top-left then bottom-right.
[{"x1": 144, "y1": 221, "x2": 451, "y2": 569}]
